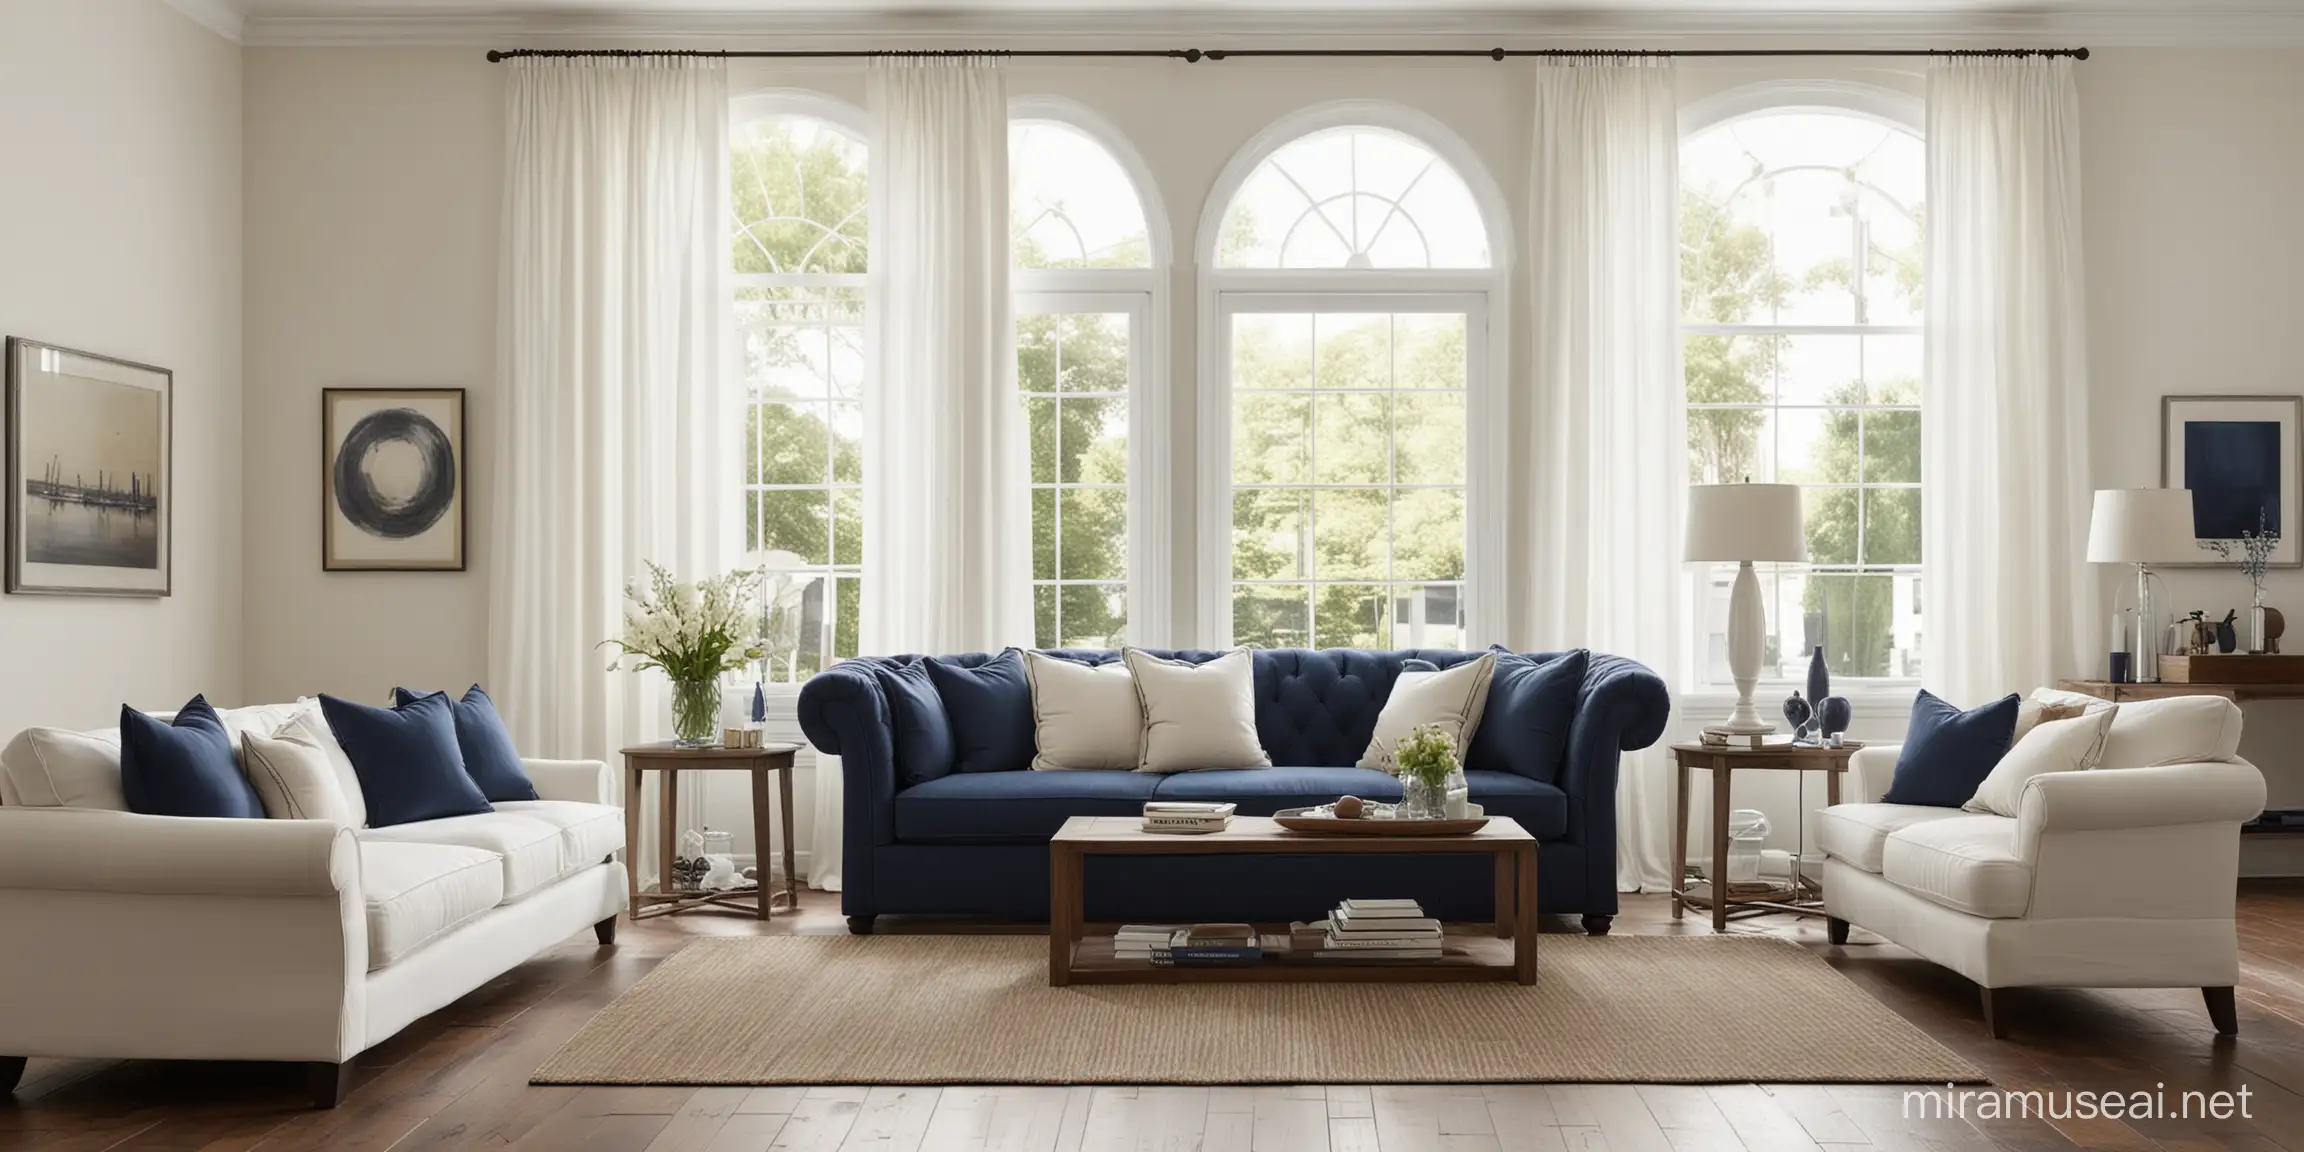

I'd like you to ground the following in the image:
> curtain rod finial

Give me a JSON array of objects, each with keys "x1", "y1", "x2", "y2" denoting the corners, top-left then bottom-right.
[{"x1": 2074, "y1": 46, "x2": 2090, "y2": 60}]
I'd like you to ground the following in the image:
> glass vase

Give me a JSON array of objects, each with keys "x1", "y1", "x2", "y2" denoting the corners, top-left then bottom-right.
[
  {"x1": 670, "y1": 675, "x2": 721, "y2": 748},
  {"x1": 1399, "y1": 768, "x2": 1467, "y2": 819}
]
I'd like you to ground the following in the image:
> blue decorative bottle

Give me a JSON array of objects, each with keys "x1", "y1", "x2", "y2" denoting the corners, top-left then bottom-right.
[
  {"x1": 1805, "y1": 647, "x2": 1830, "y2": 725},
  {"x1": 751, "y1": 681, "x2": 767, "y2": 725}
]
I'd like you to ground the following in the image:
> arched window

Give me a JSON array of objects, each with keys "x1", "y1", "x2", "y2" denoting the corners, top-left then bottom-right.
[
  {"x1": 1010, "y1": 102, "x2": 1170, "y2": 647},
  {"x1": 1200, "y1": 104, "x2": 1507, "y2": 649},
  {"x1": 1681, "y1": 87, "x2": 1925, "y2": 684},
  {"x1": 731, "y1": 94, "x2": 868, "y2": 679}
]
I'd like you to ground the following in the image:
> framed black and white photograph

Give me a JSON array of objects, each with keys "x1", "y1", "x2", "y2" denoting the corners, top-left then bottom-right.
[
  {"x1": 2162, "y1": 394, "x2": 2302, "y2": 568},
  {"x1": 322, "y1": 387, "x2": 466, "y2": 571},
  {"x1": 5, "y1": 338, "x2": 172, "y2": 597}
]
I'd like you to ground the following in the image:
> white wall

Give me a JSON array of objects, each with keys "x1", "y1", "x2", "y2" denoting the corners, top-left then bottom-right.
[
  {"x1": 234, "y1": 44, "x2": 2304, "y2": 870},
  {"x1": 0, "y1": 0, "x2": 243, "y2": 737}
]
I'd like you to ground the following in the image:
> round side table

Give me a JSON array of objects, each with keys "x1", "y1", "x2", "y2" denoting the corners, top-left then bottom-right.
[{"x1": 1666, "y1": 740, "x2": 1860, "y2": 932}]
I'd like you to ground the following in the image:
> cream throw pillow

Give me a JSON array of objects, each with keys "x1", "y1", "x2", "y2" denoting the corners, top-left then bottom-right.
[
  {"x1": 1963, "y1": 704, "x2": 2118, "y2": 817},
  {"x1": 0, "y1": 726, "x2": 127, "y2": 809},
  {"x1": 1358, "y1": 653, "x2": 1497, "y2": 772},
  {"x1": 1023, "y1": 652, "x2": 1142, "y2": 771},
  {"x1": 292, "y1": 697, "x2": 369, "y2": 825},
  {"x1": 242, "y1": 723, "x2": 358, "y2": 824},
  {"x1": 1126, "y1": 648, "x2": 1269, "y2": 774},
  {"x1": 2010, "y1": 686, "x2": 2112, "y2": 744}
]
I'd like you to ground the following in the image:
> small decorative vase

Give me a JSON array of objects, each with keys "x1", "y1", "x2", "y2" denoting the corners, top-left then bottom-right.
[
  {"x1": 1442, "y1": 768, "x2": 1470, "y2": 820},
  {"x1": 1805, "y1": 646, "x2": 1831, "y2": 721},
  {"x1": 670, "y1": 675, "x2": 721, "y2": 748},
  {"x1": 1817, "y1": 695, "x2": 1853, "y2": 741},
  {"x1": 2218, "y1": 610, "x2": 2239, "y2": 654},
  {"x1": 1782, "y1": 691, "x2": 1812, "y2": 738},
  {"x1": 1400, "y1": 773, "x2": 1454, "y2": 820}
]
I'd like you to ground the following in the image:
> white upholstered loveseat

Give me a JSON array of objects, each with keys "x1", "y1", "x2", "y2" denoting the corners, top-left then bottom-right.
[
  {"x1": 0, "y1": 700, "x2": 627, "y2": 1108},
  {"x1": 1819, "y1": 693, "x2": 2265, "y2": 1038}
]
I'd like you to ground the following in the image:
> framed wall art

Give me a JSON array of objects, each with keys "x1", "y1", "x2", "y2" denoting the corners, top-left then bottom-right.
[
  {"x1": 5, "y1": 337, "x2": 172, "y2": 596},
  {"x1": 2161, "y1": 394, "x2": 2302, "y2": 568},
  {"x1": 322, "y1": 387, "x2": 466, "y2": 571}
]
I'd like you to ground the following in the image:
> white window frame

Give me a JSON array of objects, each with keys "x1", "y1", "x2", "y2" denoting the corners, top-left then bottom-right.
[
  {"x1": 1194, "y1": 100, "x2": 1511, "y2": 648},
  {"x1": 730, "y1": 89, "x2": 871, "y2": 677},
  {"x1": 1010, "y1": 96, "x2": 1174, "y2": 645},
  {"x1": 1678, "y1": 80, "x2": 1928, "y2": 699}
]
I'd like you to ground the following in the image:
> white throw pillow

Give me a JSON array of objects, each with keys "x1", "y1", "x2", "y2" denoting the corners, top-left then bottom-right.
[
  {"x1": 1964, "y1": 705, "x2": 2118, "y2": 817},
  {"x1": 2010, "y1": 686, "x2": 2113, "y2": 744},
  {"x1": 1022, "y1": 652, "x2": 1142, "y2": 771},
  {"x1": 2098, "y1": 694, "x2": 2245, "y2": 769},
  {"x1": 290, "y1": 699, "x2": 369, "y2": 826},
  {"x1": 0, "y1": 726, "x2": 127, "y2": 809},
  {"x1": 1358, "y1": 654, "x2": 1497, "y2": 772},
  {"x1": 242, "y1": 724, "x2": 357, "y2": 824},
  {"x1": 1126, "y1": 648, "x2": 1269, "y2": 774}
]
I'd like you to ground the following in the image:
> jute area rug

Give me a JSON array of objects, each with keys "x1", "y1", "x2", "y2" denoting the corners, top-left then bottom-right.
[{"x1": 532, "y1": 935, "x2": 1981, "y2": 1086}]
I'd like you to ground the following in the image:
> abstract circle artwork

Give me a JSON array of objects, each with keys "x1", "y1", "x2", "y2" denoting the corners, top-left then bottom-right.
[{"x1": 331, "y1": 407, "x2": 457, "y2": 539}]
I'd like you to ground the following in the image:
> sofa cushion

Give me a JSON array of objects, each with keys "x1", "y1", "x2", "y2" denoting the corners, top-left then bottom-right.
[
  {"x1": 1462, "y1": 771, "x2": 1570, "y2": 841},
  {"x1": 359, "y1": 840, "x2": 504, "y2": 969},
  {"x1": 493, "y1": 799, "x2": 626, "y2": 869},
  {"x1": 1880, "y1": 814, "x2": 2032, "y2": 918},
  {"x1": 1, "y1": 725, "x2": 127, "y2": 809},
  {"x1": 925, "y1": 649, "x2": 1035, "y2": 773},
  {"x1": 1151, "y1": 766, "x2": 1402, "y2": 815},
  {"x1": 894, "y1": 770, "x2": 1159, "y2": 843},
  {"x1": 2099, "y1": 695, "x2": 2244, "y2": 769},
  {"x1": 120, "y1": 696, "x2": 266, "y2": 820},
  {"x1": 875, "y1": 661, "x2": 956, "y2": 787},
  {"x1": 1467, "y1": 648, "x2": 1589, "y2": 783},
  {"x1": 360, "y1": 811, "x2": 569, "y2": 902},
  {"x1": 1817, "y1": 803, "x2": 1972, "y2": 873}
]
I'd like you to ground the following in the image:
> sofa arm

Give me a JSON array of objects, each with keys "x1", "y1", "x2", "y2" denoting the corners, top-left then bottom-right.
[
  {"x1": 0, "y1": 807, "x2": 357, "y2": 897},
  {"x1": 798, "y1": 660, "x2": 900, "y2": 914},
  {"x1": 525, "y1": 758, "x2": 615, "y2": 806},
  {"x1": 2018, "y1": 760, "x2": 2266, "y2": 839},
  {"x1": 1850, "y1": 744, "x2": 1901, "y2": 804}
]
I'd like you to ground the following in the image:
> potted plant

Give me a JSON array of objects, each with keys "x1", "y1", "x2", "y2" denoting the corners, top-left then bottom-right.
[
  {"x1": 1392, "y1": 723, "x2": 1469, "y2": 820},
  {"x1": 2201, "y1": 508, "x2": 2280, "y2": 653},
  {"x1": 604, "y1": 562, "x2": 767, "y2": 747}
]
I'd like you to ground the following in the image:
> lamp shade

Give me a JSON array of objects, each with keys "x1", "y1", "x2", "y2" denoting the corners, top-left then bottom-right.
[
  {"x1": 1684, "y1": 483, "x2": 1806, "y2": 563},
  {"x1": 2087, "y1": 488, "x2": 2198, "y2": 564}
]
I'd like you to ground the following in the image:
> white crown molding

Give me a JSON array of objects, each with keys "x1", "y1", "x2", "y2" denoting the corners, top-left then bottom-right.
[
  {"x1": 162, "y1": 0, "x2": 248, "y2": 43},
  {"x1": 237, "y1": 5, "x2": 2304, "y2": 50}
]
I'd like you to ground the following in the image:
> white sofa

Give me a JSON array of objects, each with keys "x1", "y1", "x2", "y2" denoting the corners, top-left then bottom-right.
[
  {"x1": 0, "y1": 701, "x2": 627, "y2": 1108},
  {"x1": 1819, "y1": 694, "x2": 2265, "y2": 1038}
]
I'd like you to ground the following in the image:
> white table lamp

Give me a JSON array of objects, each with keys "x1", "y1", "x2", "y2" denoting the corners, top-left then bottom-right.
[
  {"x1": 1686, "y1": 483, "x2": 1807, "y2": 734},
  {"x1": 2086, "y1": 488, "x2": 2198, "y2": 683}
]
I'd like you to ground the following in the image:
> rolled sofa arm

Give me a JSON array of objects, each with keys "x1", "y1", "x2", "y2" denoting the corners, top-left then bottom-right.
[
  {"x1": 0, "y1": 807, "x2": 357, "y2": 897},
  {"x1": 1850, "y1": 744, "x2": 1902, "y2": 804},
  {"x1": 525, "y1": 758, "x2": 616, "y2": 806},
  {"x1": 2019, "y1": 759, "x2": 2266, "y2": 838}
]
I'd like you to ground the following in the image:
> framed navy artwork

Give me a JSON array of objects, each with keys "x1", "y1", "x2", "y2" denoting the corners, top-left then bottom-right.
[
  {"x1": 322, "y1": 388, "x2": 466, "y2": 571},
  {"x1": 2162, "y1": 395, "x2": 2301, "y2": 568}
]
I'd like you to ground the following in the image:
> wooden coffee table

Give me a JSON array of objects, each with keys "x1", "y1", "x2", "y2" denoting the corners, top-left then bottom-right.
[{"x1": 1047, "y1": 815, "x2": 1537, "y2": 986}]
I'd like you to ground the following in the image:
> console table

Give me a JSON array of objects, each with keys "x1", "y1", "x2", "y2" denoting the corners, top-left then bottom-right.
[{"x1": 619, "y1": 742, "x2": 801, "y2": 920}]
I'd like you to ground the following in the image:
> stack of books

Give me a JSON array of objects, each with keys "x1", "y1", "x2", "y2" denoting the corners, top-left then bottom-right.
[
  {"x1": 1140, "y1": 801, "x2": 1235, "y2": 834},
  {"x1": 1112, "y1": 923, "x2": 1265, "y2": 966},
  {"x1": 1291, "y1": 899, "x2": 1445, "y2": 961}
]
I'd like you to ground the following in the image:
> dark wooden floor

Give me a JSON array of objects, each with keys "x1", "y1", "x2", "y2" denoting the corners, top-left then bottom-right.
[{"x1": 6, "y1": 884, "x2": 2304, "y2": 1151}]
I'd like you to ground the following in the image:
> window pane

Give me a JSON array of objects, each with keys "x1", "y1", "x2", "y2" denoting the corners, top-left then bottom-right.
[
  {"x1": 1233, "y1": 313, "x2": 1313, "y2": 390},
  {"x1": 1775, "y1": 408, "x2": 1829, "y2": 485},
  {"x1": 1688, "y1": 404, "x2": 1774, "y2": 486},
  {"x1": 1393, "y1": 391, "x2": 1465, "y2": 486},
  {"x1": 1060, "y1": 313, "x2": 1131, "y2": 393},
  {"x1": 1034, "y1": 584, "x2": 1059, "y2": 649},
  {"x1": 1314, "y1": 584, "x2": 1389, "y2": 649},
  {"x1": 1313, "y1": 393, "x2": 1389, "y2": 485},
  {"x1": 1010, "y1": 121, "x2": 1151, "y2": 270},
  {"x1": 1031, "y1": 488, "x2": 1058, "y2": 581},
  {"x1": 1801, "y1": 572, "x2": 1908, "y2": 679},
  {"x1": 1866, "y1": 334, "x2": 1921, "y2": 403},
  {"x1": 1394, "y1": 313, "x2": 1465, "y2": 389},
  {"x1": 1865, "y1": 488, "x2": 1921, "y2": 566},
  {"x1": 751, "y1": 402, "x2": 828, "y2": 486},
  {"x1": 1233, "y1": 393, "x2": 1311, "y2": 485},
  {"x1": 1313, "y1": 488, "x2": 1387, "y2": 581},
  {"x1": 1393, "y1": 488, "x2": 1465, "y2": 581},
  {"x1": 1059, "y1": 584, "x2": 1128, "y2": 648},
  {"x1": 1233, "y1": 489, "x2": 1311, "y2": 581},
  {"x1": 731, "y1": 116, "x2": 868, "y2": 274},
  {"x1": 1392, "y1": 584, "x2": 1466, "y2": 649},
  {"x1": 1235, "y1": 584, "x2": 1311, "y2": 649},
  {"x1": 753, "y1": 490, "x2": 829, "y2": 565},
  {"x1": 1059, "y1": 488, "x2": 1127, "y2": 581},
  {"x1": 1863, "y1": 410, "x2": 1920, "y2": 484},
  {"x1": 1315, "y1": 314, "x2": 1391, "y2": 389},
  {"x1": 1025, "y1": 397, "x2": 1057, "y2": 485},
  {"x1": 831, "y1": 488, "x2": 861, "y2": 567},
  {"x1": 1017, "y1": 314, "x2": 1059, "y2": 394},
  {"x1": 1060, "y1": 397, "x2": 1127, "y2": 485},
  {"x1": 1686, "y1": 332, "x2": 1776, "y2": 405},
  {"x1": 1778, "y1": 334, "x2": 1863, "y2": 407},
  {"x1": 1217, "y1": 127, "x2": 1489, "y2": 269},
  {"x1": 1805, "y1": 487, "x2": 1860, "y2": 566},
  {"x1": 829, "y1": 402, "x2": 862, "y2": 485}
]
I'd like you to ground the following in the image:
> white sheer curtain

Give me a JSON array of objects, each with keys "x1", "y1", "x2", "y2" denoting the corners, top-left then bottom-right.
[
  {"x1": 1922, "y1": 58, "x2": 2095, "y2": 705},
  {"x1": 1524, "y1": 60, "x2": 1684, "y2": 893},
  {"x1": 489, "y1": 59, "x2": 732, "y2": 882}
]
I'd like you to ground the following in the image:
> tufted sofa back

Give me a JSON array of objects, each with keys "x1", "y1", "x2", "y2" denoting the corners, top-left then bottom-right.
[{"x1": 875, "y1": 647, "x2": 1565, "y2": 769}]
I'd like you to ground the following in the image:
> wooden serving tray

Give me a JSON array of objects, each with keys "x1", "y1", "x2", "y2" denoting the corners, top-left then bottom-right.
[
  {"x1": 2160, "y1": 654, "x2": 2304, "y2": 684},
  {"x1": 1272, "y1": 806, "x2": 1490, "y2": 836}
]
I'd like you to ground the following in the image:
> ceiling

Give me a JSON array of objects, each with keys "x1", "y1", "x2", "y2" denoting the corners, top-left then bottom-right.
[{"x1": 166, "y1": 0, "x2": 2304, "y2": 47}]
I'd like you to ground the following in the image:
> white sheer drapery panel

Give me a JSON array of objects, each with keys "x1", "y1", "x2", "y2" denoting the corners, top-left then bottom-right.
[
  {"x1": 1922, "y1": 59, "x2": 2096, "y2": 707},
  {"x1": 1523, "y1": 61, "x2": 1685, "y2": 894},
  {"x1": 489, "y1": 58, "x2": 734, "y2": 885}
]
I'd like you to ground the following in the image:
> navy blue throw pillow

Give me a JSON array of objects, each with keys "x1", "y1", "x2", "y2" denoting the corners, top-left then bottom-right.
[
  {"x1": 120, "y1": 695, "x2": 265, "y2": 819},
  {"x1": 922, "y1": 649, "x2": 1034, "y2": 773},
  {"x1": 1883, "y1": 690, "x2": 2023, "y2": 808},
  {"x1": 1468, "y1": 648, "x2": 1590, "y2": 783},
  {"x1": 874, "y1": 661, "x2": 957, "y2": 787},
  {"x1": 320, "y1": 692, "x2": 493, "y2": 827},
  {"x1": 392, "y1": 685, "x2": 538, "y2": 802}
]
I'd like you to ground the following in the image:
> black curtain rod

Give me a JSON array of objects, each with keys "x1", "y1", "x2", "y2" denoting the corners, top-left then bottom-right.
[{"x1": 485, "y1": 45, "x2": 2088, "y2": 63}]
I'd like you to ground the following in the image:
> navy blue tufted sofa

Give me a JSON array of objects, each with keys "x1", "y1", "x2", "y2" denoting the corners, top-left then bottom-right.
[{"x1": 798, "y1": 647, "x2": 1669, "y2": 935}]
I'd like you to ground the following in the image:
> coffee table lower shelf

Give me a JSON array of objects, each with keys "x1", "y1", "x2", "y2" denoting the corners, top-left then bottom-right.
[{"x1": 1062, "y1": 934, "x2": 1527, "y2": 984}]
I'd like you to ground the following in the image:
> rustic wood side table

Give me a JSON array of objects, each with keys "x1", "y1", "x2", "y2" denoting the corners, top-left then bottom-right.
[
  {"x1": 619, "y1": 742, "x2": 801, "y2": 921},
  {"x1": 1667, "y1": 741, "x2": 1858, "y2": 932}
]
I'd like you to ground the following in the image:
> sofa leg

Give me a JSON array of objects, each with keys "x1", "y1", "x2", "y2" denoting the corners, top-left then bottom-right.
[
  {"x1": 847, "y1": 914, "x2": 877, "y2": 935},
  {"x1": 1581, "y1": 915, "x2": 1612, "y2": 936},
  {"x1": 593, "y1": 915, "x2": 617, "y2": 946},
  {"x1": 304, "y1": 1060, "x2": 353, "y2": 1109},
  {"x1": 1827, "y1": 917, "x2": 1850, "y2": 946},
  {"x1": 0, "y1": 1056, "x2": 25, "y2": 1095},
  {"x1": 2204, "y1": 986, "x2": 2239, "y2": 1036},
  {"x1": 1980, "y1": 987, "x2": 2010, "y2": 1040}
]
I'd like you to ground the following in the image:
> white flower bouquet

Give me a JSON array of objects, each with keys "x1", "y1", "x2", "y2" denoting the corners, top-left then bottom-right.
[{"x1": 604, "y1": 562, "x2": 767, "y2": 745}]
